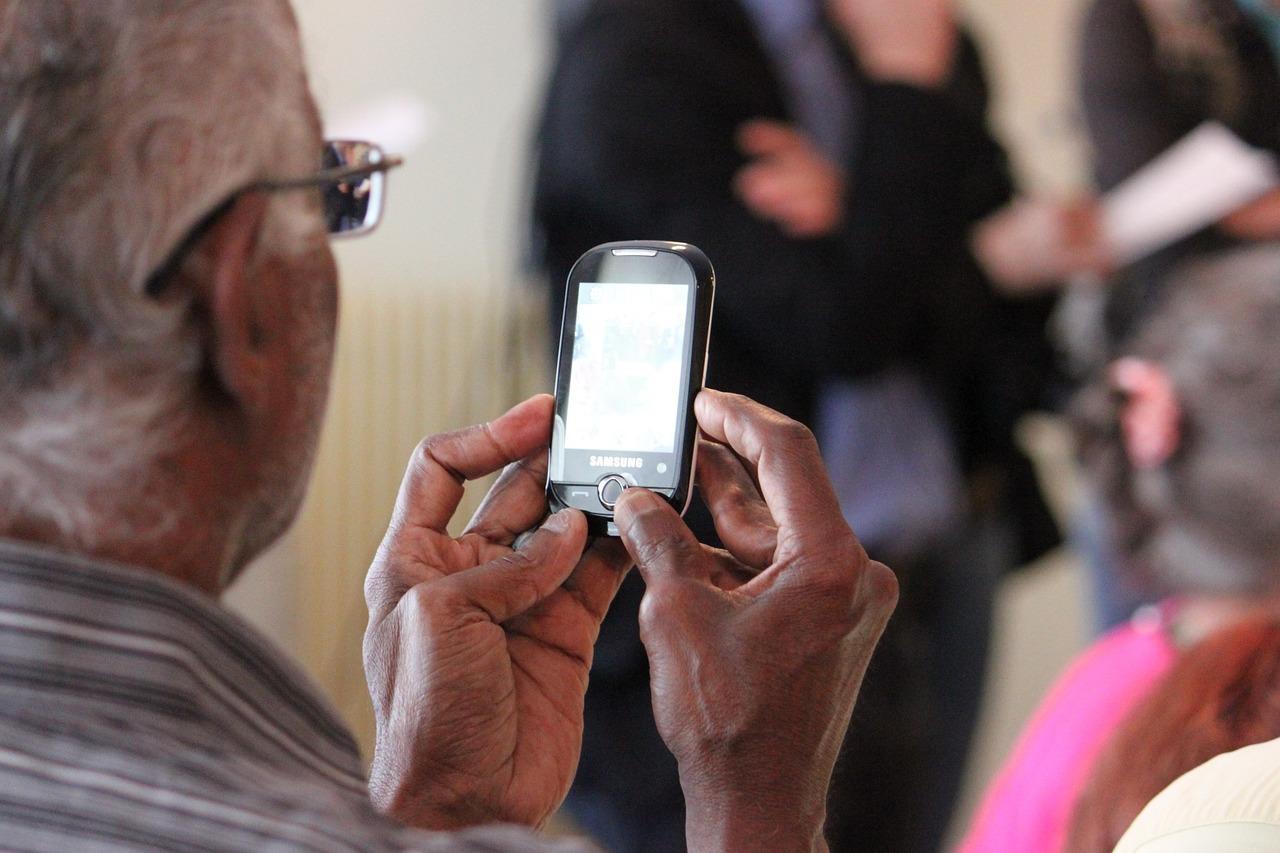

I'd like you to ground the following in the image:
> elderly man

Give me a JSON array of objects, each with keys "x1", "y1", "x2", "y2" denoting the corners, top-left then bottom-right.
[{"x1": 0, "y1": 2, "x2": 896, "y2": 851}]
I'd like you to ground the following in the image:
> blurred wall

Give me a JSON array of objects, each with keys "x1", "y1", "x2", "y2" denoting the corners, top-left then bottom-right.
[
  {"x1": 962, "y1": 0, "x2": 1093, "y2": 193},
  {"x1": 226, "y1": 0, "x2": 1094, "y2": 776}
]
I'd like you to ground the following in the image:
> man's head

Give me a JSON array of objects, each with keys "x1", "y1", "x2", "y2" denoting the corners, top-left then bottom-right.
[
  {"x1": 1075, "y1": 245, "x2": 1280, "y2": 598},
  {"x1": 0, "y1": 0, "x2": 338, "y2": 591}
]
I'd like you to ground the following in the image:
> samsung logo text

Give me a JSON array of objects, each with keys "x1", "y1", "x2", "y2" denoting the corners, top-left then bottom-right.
[{"x1": 590, "y1": 456, "x2": 644, "y2": 469}]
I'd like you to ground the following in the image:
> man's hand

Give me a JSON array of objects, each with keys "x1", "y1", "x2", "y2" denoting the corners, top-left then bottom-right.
[
  {"x1": 614, "y1": 390, "x2": 899, "y2": 852},
  {"x1": 363, "y1": 395, "x2": 630, "y2": 831},
  {"x1": 826, "y1": 0, "x2": 957, "y2": 88},
  {"x1": 734, "y1": 120, "x2": 845, "y2": 239}
]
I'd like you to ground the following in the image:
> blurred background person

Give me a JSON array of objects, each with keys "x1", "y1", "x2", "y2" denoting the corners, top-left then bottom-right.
[
  {"x1": 532, "y1": 0, "x2": 1057, "y2": 850},
  {"x1": 973, "y1": 0, "x2": 1280, "y2": 636},
  {"x1": 961, "y1": 245, "x2": 1280, "y2": 853},
  {"x1": 1082, "y1": 0, "x2": 1280, "y2": 300},
  {"x1": 976, "y1": 0, "x2": 1280, "y2": 304},
  {"x1": 1074, "y1": 0, "x2": 1280, "y2": 631}
]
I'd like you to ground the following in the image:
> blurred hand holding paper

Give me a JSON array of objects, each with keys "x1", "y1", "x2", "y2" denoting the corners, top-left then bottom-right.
[{"x1": 1102, "y1": 123, "x2": 1280, "y2": 265}]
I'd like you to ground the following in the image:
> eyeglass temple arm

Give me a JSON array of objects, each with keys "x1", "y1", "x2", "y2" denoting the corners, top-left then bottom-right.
[{"x1": 257, "y1": 155, "x2": 405, "y2": 192}]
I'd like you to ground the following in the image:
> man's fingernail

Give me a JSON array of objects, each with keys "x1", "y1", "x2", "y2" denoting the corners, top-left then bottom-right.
[
  {"x1": 694, "y1": 390, "x2": 714, "y2": 418},
  {"x1": 615, "y1": 488, "x2": 661, "y2": 521},
  {"x1": 542, "y1": 510, "x2": 573, "y2": 533}
]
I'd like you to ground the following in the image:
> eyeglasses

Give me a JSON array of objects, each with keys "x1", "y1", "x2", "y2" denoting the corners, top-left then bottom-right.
[
  {"x1": 267, "y1": 139, "x2": 404, "y2": 237},
  {"x1": 145, "y1": 139, "x2": 404, "y2": 295},
  {"x1": 278, "y1": 139, "x2": 405, "y2": 238}
]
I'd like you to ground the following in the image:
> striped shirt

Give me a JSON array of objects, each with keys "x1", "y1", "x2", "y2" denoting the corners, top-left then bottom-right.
[{"x1": 0, "y1": 538, "x2": 592, "y2": 852}]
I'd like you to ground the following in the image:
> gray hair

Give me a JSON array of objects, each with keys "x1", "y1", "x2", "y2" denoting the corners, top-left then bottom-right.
[
  {"x1": 0, "y1": 0, "x2": 322, "y2": 543},
  {"x1": 1074, "y1": 243, "x2": 1280, "y2": 597}
]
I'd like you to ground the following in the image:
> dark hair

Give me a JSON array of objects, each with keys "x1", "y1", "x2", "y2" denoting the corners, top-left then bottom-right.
[
  {"x1": 1072, "y1": 244, "x2": 1280, "y2": 597},
  {"x1": 1066, "y1": 618, "x2": 1280, "y2": 852}
]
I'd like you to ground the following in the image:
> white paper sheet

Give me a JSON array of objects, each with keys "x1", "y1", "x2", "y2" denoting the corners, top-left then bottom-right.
[{"x1": 1102, "y1": 122, "x2": 1279, "y2": 265}]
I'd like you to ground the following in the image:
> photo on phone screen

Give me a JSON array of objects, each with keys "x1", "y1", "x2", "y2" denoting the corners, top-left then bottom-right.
[
  {"x1": 548, "y1": 242, "x2": 714, "y2": 535},
  {"x1": 564, "y1": 282, "x2": 688, "y2": 456}
]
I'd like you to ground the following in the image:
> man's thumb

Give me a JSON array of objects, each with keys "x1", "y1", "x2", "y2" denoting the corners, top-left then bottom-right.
[
  {"x1": 447, "y1": 509, "x2": 587, "y2": 622},
  {"x1": 614, "y1": 489, "x2": 709, "y2": 586}
]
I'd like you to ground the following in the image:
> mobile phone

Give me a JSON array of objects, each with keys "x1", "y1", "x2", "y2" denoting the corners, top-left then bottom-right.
[{"x1": 547, "y1": 241, "x2": 715, "y2": 537}]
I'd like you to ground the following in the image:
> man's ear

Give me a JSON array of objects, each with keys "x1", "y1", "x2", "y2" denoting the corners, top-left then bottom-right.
[
  {"x1": 186, "y1": 191, "x2": 272, "y2": 411},
  {"x1": 1112, "y1": 357, "x2": 1182, "y2": 470}
]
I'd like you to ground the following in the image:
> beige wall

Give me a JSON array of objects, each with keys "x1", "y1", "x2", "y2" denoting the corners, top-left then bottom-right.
[
  {"x1": 299, "y1": 1, "x2": 553, "y2": 292},
  {"x1": 962, "y1": 0, "x2": 1094, "y2": 193},
  {"x1": 226, "y1": 1, "x2": 1096, "y2": 826}
]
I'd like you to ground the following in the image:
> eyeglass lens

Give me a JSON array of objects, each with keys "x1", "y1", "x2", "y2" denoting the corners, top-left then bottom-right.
[{"x1": 322, "y1": 140, "x2": 387, "y2": 237}]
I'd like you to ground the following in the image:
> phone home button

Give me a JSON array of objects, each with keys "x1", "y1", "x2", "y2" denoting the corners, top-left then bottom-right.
[{"x1": 597, "y1": 475, "x2": 629, "y2": 510}]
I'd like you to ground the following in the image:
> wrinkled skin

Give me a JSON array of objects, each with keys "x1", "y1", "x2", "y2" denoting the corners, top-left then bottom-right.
[
  {"x1": 615, "y1": 390, "x2": 900, "y2": 852},
  {"x1": 363, "y1": 390, "x2": 899, "y2": 852},
  {"x1": 363, "y1": 395, "x2": 629, "y2": 830}
]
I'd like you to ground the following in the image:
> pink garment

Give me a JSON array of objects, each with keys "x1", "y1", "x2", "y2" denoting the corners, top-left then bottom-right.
[{"x1": 959, "y1": 608, "x2": 1178, "y2": 853}]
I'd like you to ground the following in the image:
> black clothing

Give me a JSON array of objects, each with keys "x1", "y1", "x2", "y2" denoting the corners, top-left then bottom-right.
[{"x1": 533, "y1": 0, "x2": 1019, "y2": 426}]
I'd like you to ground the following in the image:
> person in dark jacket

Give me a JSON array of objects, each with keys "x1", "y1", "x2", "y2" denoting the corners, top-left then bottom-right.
[{"x1": 533, "y1": 1, "x2": 1057, "y2": 850}]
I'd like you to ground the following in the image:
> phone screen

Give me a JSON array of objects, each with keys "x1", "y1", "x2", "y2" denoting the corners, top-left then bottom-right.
[
  {"x1": 564, "y1": 282, "x2": 690, "y2": 454},
  {"x1": 551, "y1": 273, "x2": 698, "y2": 491}
]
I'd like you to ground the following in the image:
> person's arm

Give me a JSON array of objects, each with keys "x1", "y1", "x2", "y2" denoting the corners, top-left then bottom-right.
[
  {"x1": 946, "y1": 31, "x2": 1019, "y2": 225},
  {"x1": 839, "y1": 77, "x2": 1011, "y2": 285},
  {"x1": 614, "y1": 390, "x2": 899, "y2": 852}
]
